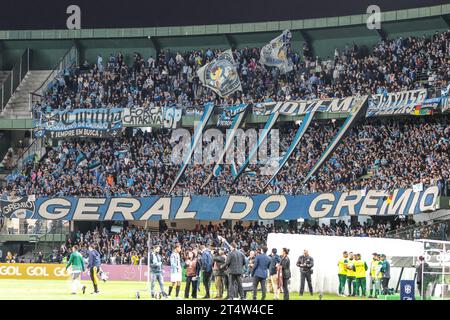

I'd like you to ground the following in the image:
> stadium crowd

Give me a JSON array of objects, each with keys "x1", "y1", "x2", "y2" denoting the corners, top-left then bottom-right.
[
  {"x1": 33, "y1": 31, "x2": 448, "y2": 112},
  {"x1": 17, "y1": 218, "x2": 446, "y2": 266},
  {"x1": 2, "y1": 115, "x2": 449, "y2": 197},
  {"x1": 6, "y1": 30, "x2": 446, "y2": 197},
  {"x1": 1, "y1": 219, "x2": 446, "y2": 299}
]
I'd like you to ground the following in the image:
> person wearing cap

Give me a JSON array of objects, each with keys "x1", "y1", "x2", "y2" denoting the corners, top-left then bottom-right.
[
  {"x1": 369, "y1": 253, "x2": 380, "y2": 298},
  {"x1": 337, "y1": 251, "x2": 348, "y2": 296},
  {"x1": 296, "y1": 249, "x2": 314, "y2": 296},
  {"x1": 378, "y1": 254, "x2": 390, "y2": 295},
  {"x1": 346, "y1": 252, "x2": 356, "y2": 296},
  {"x1": 353, "y1": 253, "x2": 368, "y2": 297}
]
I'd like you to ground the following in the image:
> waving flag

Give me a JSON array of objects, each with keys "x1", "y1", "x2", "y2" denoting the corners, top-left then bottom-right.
[
  {"x1": 259, "y1": 30, "x2": 293, "y2": 74},
  {"x1": 87, "y1": 160, "x2": 101, "y2": 171},
  {"x1": 386, "y1": 192, "x2": 394, "y2": 205},
  {"x1": 197, "y1": 49, "x2": 242, "y2": 97},
  {"x1": 0, "y1": 196, "x2": 35, "y2": 219},
  {"x1": 76, "y1": 149, "x2": 87, "y2": 167}
]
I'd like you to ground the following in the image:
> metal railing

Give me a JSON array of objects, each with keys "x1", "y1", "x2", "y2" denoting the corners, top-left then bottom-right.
[
  {"x1": 30, "y1": 45, "x2": 78, "y2": 113},
  {"x1": 2, "y1": 219, "x2": 68, "y2": 235},
  {"x1": 384, "y1": 218, "x2": 450, "y2": 241},
  {"x1": 13, "y1": 137, "x2": 45, "y2": 172},
  {"x1": 0, "y1": 49, "x2": 30, "y2": 112}
]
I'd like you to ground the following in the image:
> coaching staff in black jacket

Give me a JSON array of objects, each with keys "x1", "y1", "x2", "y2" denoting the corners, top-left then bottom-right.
[{"x1": 225, "y1": 242, "x2": 246, "y2": 300}]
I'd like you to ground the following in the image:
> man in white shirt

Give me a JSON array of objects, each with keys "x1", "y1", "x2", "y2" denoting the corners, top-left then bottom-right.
[{"x1": 168, "y1": 243, "x2": 182, "y2": 298}]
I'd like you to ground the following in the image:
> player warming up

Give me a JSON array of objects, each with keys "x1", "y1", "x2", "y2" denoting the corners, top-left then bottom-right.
[{"x1": 65, "y1": 245, "x2": 86, "y2": 295}]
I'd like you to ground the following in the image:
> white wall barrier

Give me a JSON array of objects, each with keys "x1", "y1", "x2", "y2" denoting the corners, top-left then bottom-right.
[{"x1": 267, "y1": 233, "x2": 424, "y2": 294}]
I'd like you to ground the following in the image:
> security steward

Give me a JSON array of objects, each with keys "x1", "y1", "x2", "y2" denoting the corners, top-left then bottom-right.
[
  {"x1": 346, "y1": 252, "x2": 356, "y2": 296},
  {"x1": 354, "y1": 253, "x2": 368, "y2": 297},
  {"x1": 337, "y1": 251, "x2": 348, "y2": 296}
]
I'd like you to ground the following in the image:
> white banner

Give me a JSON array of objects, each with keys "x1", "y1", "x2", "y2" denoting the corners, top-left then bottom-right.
[
  {"x1": 412, "y1": 183, "x2": 424, "y2": 193},
  {"x1": 122, "y1": 106, "x2": 182, "y2": 128},
  {"x1": 367, "y1": 89, "x2": 427, "y2": 117},
  {"x1": 253, "y1": 96, "x2": 362, "y2": 116}
]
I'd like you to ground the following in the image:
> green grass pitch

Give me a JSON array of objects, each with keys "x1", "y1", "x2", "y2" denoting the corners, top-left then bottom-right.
[{"x1": 0, "y1": 279, "x2": 369, "y2": 300}]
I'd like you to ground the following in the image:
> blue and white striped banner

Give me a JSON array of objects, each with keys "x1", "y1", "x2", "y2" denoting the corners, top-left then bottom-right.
[
  {"x1": 264, "y1": 110, "x2": 316, "y2": 188},
  {"x1": 169, "y1": 102, "x2": 215, "y2": 193},
  {"x1": 303, "y1": 96, "x2": 368, "y2": 183},
  {"x1": 233, "y1": 112, "x2": 280, "y2": 183}
]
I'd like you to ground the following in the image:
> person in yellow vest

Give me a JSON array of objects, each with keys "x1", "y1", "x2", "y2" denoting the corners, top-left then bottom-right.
[
  {"x1": 369, "y1": 253, "x2": 381, "y2": 298},
  {"x1": 375, "y1": 255, "x2": 383, "y2": 297},
  {"x1": 346, "y1": 252, "x2": 356, "y2": 296},
  {"x1": 131, "y1": 252, "x2": 140, "y2": 265},
  {"x1": 337, "y1": 251, "x2": 348, "y2": 296},
  {"x1": 354, "y1": 253, "x2": 368, "y2": 297}
]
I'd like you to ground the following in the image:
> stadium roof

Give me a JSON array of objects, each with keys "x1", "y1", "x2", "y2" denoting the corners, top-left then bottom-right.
[{"x1": 0, "y1": 0, "x2": 448, "y2": 30}]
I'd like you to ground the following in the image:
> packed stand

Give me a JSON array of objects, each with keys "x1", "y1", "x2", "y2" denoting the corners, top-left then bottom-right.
[
  {"x1": 33, "y1": 31, "x2": 449, "y2": 113},
  {"x1": 3, "y1": 114, "x2": 448, "y2": 197}
]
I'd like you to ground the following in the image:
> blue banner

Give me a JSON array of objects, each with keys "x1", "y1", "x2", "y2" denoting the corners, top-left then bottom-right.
[
  {"x1": 366, "y1": 89, "x2": 428, "y2": 117},
  {"x1": 33, "y1": 108, "x2": 124, "y2": 139},
  {"x1": 15, "y1": 186, "x2": 439, "y2": 221},
  {"x1": 400, "y1": 280, "x2": 415, "y2": 300},
  {"x1": 253, "y1": 89, "x2": 446, "y2": 118},
  {"x1": 217, "y1": 103, "x2": 248, "y2": 127}
]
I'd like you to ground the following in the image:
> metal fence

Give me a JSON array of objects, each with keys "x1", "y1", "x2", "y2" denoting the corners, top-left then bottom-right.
[
  {"x1": 0, "y1": 49, "x2": 30, "y2": 112},
  {"x1": 30, "y1": 45, "x2": 78, "y2": 113},
  {"x1": 4, "y1": 46, "x2": 78, "y2": 171},
  {"x1": 385, "y1": 219, "x2": 450, "y2": 242}
]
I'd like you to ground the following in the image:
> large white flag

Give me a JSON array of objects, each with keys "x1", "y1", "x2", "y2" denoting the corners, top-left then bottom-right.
[
  {"x1": 259, "y1": 30, "x2": 293, "y2": 74},
  {"x1": 197, "y1": 49, "x2": 242, "y2": 97}
]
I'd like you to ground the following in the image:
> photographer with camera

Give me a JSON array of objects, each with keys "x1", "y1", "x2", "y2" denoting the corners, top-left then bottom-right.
[
  {"x1": 297, "y1": 249, "x2": 314, "y2": 296},
  {"x1": 378, "y1": 254, "x2": 391, "y2": 295}
]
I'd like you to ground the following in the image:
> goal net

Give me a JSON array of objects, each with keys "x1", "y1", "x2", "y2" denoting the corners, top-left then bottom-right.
[{"x1": 415, "y1": 239, "x2": 450, "y2": 300}]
